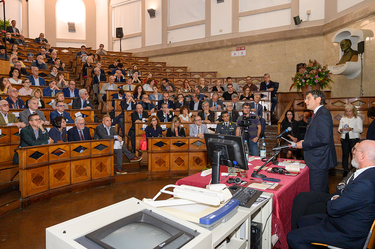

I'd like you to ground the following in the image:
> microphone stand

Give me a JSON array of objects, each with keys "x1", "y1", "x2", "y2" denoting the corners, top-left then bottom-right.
[
  {"x1": 1, "y1": 0, "x2": 6, "y2": 60},
  {"x1": 251, "y1": 149, "x2": 281, "y2": 178}
]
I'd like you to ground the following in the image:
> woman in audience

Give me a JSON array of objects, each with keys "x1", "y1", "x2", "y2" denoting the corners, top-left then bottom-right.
[
  {"x1": 54, "y1": 58, "x2": 65, "y2": 71},
  {"x1": 133, "y1": 84, "x2": 145, "y2": 101},
  {"x1": 10, "y1": 44, "x2": 18, "y2": 54},
  {"x1": 240, "y1": 86, "x2": 254, "y2": 100},
  {"x1": 93, "y1": 53, "x2": 101, "y2": 63},
  {"x1": 173, "y1": 88, "x2": 183, "y2": 100},
  {"x1": 211, "y1": 80, "x2": 224, "y2": 92},
  {"x1": 281, "y1": 110, "x2": 300, "y2": 159},
  {"x1": 197, "y1": 78, "x2": 208, "y2": 92},
  {"x1": 179, "y1": 106, "x2": 192, "y2": 123},
  {"x1": 181, "y1": 79, "x2": 192, "y2": 92},
  {"x1": 143, "y1": 73, "x2": 157, "y2": 85},
  {"x1": 149, "y1": 85, "x2": 162, "y2": 101},
  {"x1": 130, "y1": 65, "x2": 141, "y2": 76},
  {"x1": 82, "y1": 57, "x2": 93, "y2": 78},
  {"x1": 143, "y1": 78, "x2": 155, "y2": 92},
  {"x1": 47, "y1": 65, "x2": 58, "y2": 78},
  {"x1": 131, "y1": 71, "x2": 142, "y2": 84},
  {"x1": 145, "y1": 116, "x2": 163, "y2": 138},
  {"x1": 338, "y1": 104, "x2": 363, "y2": 177},
  {"x1": 27, "y1": 88, "x2": 45, "y2": 109},
  {"x1": 166, "y1": 116, "x2": 185, "y2": 137},
  {"x1": 49, "y1": 116, "x2": 67, "y2": 143},
  {"x1": 8, "y1": 68, "x2": 22, "y2": 84},
  {"x1": 56, "y1": 72, "x2": 68, "y2": 88},
  {"x1": 19, "y1": 79, "x2": 32, "y2": 96},
  {"x1": 51, "y1": 92, "x2": 69, "y2": 109},
  {"x1": 0, "y1": 77, "x2": 11, "y2": 94}
]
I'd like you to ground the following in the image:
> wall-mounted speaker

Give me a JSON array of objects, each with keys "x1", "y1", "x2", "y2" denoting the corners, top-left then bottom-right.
[
  {"x1": 217, "y1": 0, "x2": 224, "y2": 3},
  {"x1": 293, "y1": 16, "x2": 302, "y2": 25},
  {"x1": 116, "y1": 27, "x2": 124, "y2": 39}
]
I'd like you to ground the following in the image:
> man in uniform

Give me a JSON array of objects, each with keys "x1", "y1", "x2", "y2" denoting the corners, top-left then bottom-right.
[{"x1": 216, "y1": 111, "x2": 236, "y2": 135}]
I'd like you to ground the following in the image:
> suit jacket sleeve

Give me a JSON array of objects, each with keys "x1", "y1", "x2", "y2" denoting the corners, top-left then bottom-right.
[
  {"x1": 189, "y1": 124, "x2": 196, "y2": 137},
  {"x1": 100, "y1": 84, "x2": 108, "y2": 95},
  {"x1": 37, "y1": 110, "x2": 47, "y2": 122},
  {"x1": 67, "y1": 129, "x2": 75, "y2": 142},
  {"x1": 95, "y1": 125, "x2": 116, "y2": 139},
  {"x1": 21, "y1": 127, "x2": 49, "y2": 146},
  {"x1": 72, "y1": 98, "x2": 80, "y2": 109},
  {"x1": 303, "y1": 109, "x2": 332, "y2": 150},
  {"x1": 65, "y1": 113, "x2": 74, "y2": 123},
  {"x1": 50, "y1": 112, "x2": 57, "y2": 122},
  {"x1": 85, "y1": 127, "x2": 92, "y2": 140},
  {"x1": 19, "y1": 111, "x2": 29, "y2": 124}
]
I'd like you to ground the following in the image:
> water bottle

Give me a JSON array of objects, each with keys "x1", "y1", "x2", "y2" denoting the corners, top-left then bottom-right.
[
  {"x1": 244, "y1": 140, "x2": 249, "y2": 162},
  {"x1": 260, "y1": 137, "x2": 267, "y2": 159}
]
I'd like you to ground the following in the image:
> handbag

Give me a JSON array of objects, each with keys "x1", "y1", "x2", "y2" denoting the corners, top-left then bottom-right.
[{"x1": 139, "y1": 134, "x2": 147, "y2": 150}]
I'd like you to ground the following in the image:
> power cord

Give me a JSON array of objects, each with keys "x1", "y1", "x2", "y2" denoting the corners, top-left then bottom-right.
[{"x1": 251, "y1": 205, "x2": 274, "y2": 249}]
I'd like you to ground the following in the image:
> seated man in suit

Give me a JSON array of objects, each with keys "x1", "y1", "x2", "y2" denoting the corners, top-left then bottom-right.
[
  {"x1": 19, "y1": 98, "x2": 50, "y2": 125},
  {"x1": 95, "y1": 114, "x2": 142, "y2": 174},
  {"x1": 114, "y1": 69, "x2": 126, "y2": 82},
  {"x1": 216, "y1": 111, "x2": 236, "y2": 135},
  {"x1": 50, "y1": 101, "x2": 74, "y2": 124},
  {"x1": 63, "y1": 80, "x2": 79, "y2": 98},
  {"x1": 112, "y1": 92, "x2": 136, "y2": 136},
  {"x1": 160, "y1": 78, "x2": 176, "y2": 92},
  {"x1": 198, "y1": 101, "x2": 215, "y2": 123},
  {"x1": 190, "y1": 94, "x2": 203, "y2": 111},
  {"x1": 224, "y1": 77, "x2": 240, "y2": 92},
  {"x1": 231, "y1": 94, "x2": 242, "y2": 111},
  {"x1": 67, "y1": 117, "x2": 92, "y2": 141},
  {"x1": 208, "y1": 93, "x2": 223, "y2": 111},
  {"x1": 157, "y1": 92, "x2": 174, "y2": 110},
  {"x1": 217, "y1": 102, "x2": 239, "y2": 122},
  {"x1": 174, "y1": 94, "x2": 189, "y2": 110},
  {"x1": 157, "y1": 103, "x2": 174, "y2": 122},
  {"x1": 138, "y1": 94, "x2": 155, "y2": 113},
  {"x1": 27, "y1": 67, "x2": 46, "y2": 86},
  {"x1": 110, "y1": 63, "x2": 126, "y2": 76},
  {"x1": 250, "y1": 94, "x2": 266, "y2": 137},
  {"x1": 30, "y1": 55, "x2": 48, "y2": 70},
  {"x1": 92, "y1": 67, "x2": 107, "y2": 102},
  {"x1": 6, "y1": 20, "x2": 20, "y2": 36},
  {"x1": 112, "y1": 89, "x2": 125, "y2": 108},
  {"x1": 19, "y1": 113, "x2": 53, "y2": 147},
  {"x1": 0, "y1": 100, "x2": 26, "y2": 127},
  {"x1": 34, "y1": 32, "x2": 48, "y2": 45},
  {"x1": 288, "y1": 140, "x2": 375, "y2": 249},
  {"x1": 128, "y1": 104, "x2": 149, "y2": 153},
  {"x1": 122, "y1": 78, "x2": 134, "y2": 91},
  {"x1": 100, "y1": 76, "x2": 118, "y2": 101},
  {"x1": 72, "y1": 89, "x2": 94, "y2": 110},
  {"x1": 43, "y1": 79, "x2": 61, "y2": 97},
  {"x1": 5, "y1": 87, "x2": 25, "y2": 109},
  {"x1": 189, "y1": 116, "x2": 209, "y2": 138}
]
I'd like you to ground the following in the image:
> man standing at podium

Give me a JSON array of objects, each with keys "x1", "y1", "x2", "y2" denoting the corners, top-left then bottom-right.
[{"x1": 296, "y1": 90, "x2": 336, "y2": 193}]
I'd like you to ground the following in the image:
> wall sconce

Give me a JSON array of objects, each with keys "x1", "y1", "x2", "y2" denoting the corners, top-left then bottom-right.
[
  {"x1": 68, "y1": 22, "x2": 76, "y2": 32},
  {"x1": 147, "y1": 8, "x2": 156, "y2": 18},
  {"x1": 217, "y1": 0, "x2": 224, "y2": 3},
  {"x1": 293, "y1": 16, "x2": 302, "y2": 25}
]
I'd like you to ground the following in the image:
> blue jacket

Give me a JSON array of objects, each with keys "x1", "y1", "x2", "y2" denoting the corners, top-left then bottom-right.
[
  {"x1": 5, "y1": 96, "x2": 25, "y2": 109},
  {"x1": 62, "y1": 87, "x2": 79, "y2": 98},
  {"x1": 27, "y1": 76, "x2": 46, "y2": 86},
  {"x1": 50, "y1": 110, "x2": 74, "y2": 123},
  {"x1": 43, "y1": 87, "x2": 61, "y2": 97}
]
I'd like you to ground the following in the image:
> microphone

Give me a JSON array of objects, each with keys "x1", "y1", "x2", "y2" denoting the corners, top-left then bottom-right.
[
  {"x1": 276, "y1": 127, "x2": 292, "y2": 139},
  {"x1": 272, "y1": 143, "x2": 297, "y2": 151}
]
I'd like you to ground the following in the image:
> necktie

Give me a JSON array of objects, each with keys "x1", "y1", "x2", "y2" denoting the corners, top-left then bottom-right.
[
  {"x1": 79, "y1": 130, "x2": 84, "y2": 141},
  {"x1": 198, "y1": 126, "x2": 201, "y2": 134},
  {"x1": 139, "y1": 113, "x2": 142, "y2": 119},
  {"x1": 129, "y1": 85, "x2": 131, "y2": 90},
  {"x1": 233, "y1": 104, "x2": 236, "y2": 110},
  {"x1": 225, "y1": 122, "x2": 228, "y2": 127},
  {"x1": 52, "y1": 90, "x2": 55, "y2": 97},
  {"x1": 255, "y1": 103, "x2": 258, "y2": 111},
  {"x1": 164, "y1": 115, "x2": 167, "y2": 122}
]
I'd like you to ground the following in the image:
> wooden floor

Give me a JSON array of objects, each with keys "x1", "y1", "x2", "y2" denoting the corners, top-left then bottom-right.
[{"x1": 0, "y1": 172, "x2": 343, "y2": 249}]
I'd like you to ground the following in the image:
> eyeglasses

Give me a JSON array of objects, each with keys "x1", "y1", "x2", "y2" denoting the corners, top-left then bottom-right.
[
  {"x1": 56, "y1": 105, "x2": 64, "y2": 107},
  {"x1": 195, "y1": 119, "x2": 202, "y2": 121},
  {"x1": 77, "y1": 122, "x2": 85, "y2": 125}
]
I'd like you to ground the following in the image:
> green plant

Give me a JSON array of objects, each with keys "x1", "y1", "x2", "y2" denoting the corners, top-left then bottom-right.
[
  {"x1": 290, "y1": 59, "x2": 334, "y2": 92},
  {"x1": 0, "y1": 19, "x2": 10, "y2": 30},
  {"x1": 203, "y1": 163, "x2": 212, "y2": 170}
]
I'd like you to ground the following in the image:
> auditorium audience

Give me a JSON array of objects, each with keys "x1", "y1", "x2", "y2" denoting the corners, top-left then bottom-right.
[
  {"x1": 174, "y1": 94, "x2": 189, "y2": 109},
  {"x1": 181, "y1": 79, "x2": 192, "y2": 92},
  {"x1": 121, "y1": 92, "x2": 137, "y2": 111},
  {"x1": 245, "y1": 76, "x2": 258, "y2": 91},
  {"x1": 194, "y1": 88, "x2": 206, "y2": 100},
  {"x1": 20, "y1": 98, "x2": 49, "y2": 125},
  {"x1": 0, "y1": 77, "x2": 11, "y2": 94},
  {"x1": 72, "y1": 89, "x2": 93, "y2": 109},
  {"x1": 222, "y1": 84, "x2": 237, "y2": 100},
  {"x1": 13, "y1": 60, "x2": 29, "y2": 75},
  {"x1": 260, "y1": 73, "x2": 278, "y2": 114},
  {"x1": 367, "y1": 106, "x2": 375, "y2": 140},
  {"x1": 166, "y1": 116, "x2": 185, "y2": 137},
  {"x1": 27, "y1": 67, "x2": 46, "y2": 86},
  {"x1": 338, "y1": 104, "x2": 363, "y2": 177},
  {"x1": 15, "y1": 34, "x2": 27, "y2": 46},
  {"x1": 10, "y1": 44, "x2": 18, "y2": 54},
  {"x1": 133, "y1": 84, "x2": 145, "y2": 101},
  {"x1": 6, "y1": 20, "x2": 20, "y2": 36},
  {"x1": 48, "y1": 116, "x2": 67, "y2": 143},
  {"x1": 18, "y1": 79, "x2": 32, "y2": 96},
  {"x1": 157, "y1": 103, "x2": 174, "y2": 122},
  {"x1": 160, "y1": 78, "x2": 176, "y2": 92},
  {"x1": 93, "y1": 53, "x2": 101, "y2": 64},
  {"x1": 31, "y1": 55, "x2": 48, "y2": 70},
  {"x1": 43, "y1": 79, "x2": 61, "y2": 97},
  {"x1": 34, "y1": 33, "x2": 48, "y2": 45},
  {"x1": 224, "y1": 77, "x2": 240, "y2": 92},
  {"x1": 50, "y1": 100, "x2": 74, "y2": 124},
  {"x1": 211, "y1": 80, "x2": 224, "y2": 93},
  {"x1": 197, "y1": 78, "x2": 208, "y2": 92},
  {"x1": 208, "y1": 93, "x2": 223, "y2": 111},
  {"x1": 217, "y1": 102, "x2": 239, "y2": 123},
  {"x1": 75, "y1": 45, "x2": 88, "y2": 59},
  {"x1": 36, "y1": 48, "x2": 50, "y2": 59},
  {"x1": 96, "y1": 44, "x2": 107, "y2": 55},
  {"x1": 145, "y1": 116, "x2": 163, "y2": 138},
  {"x1": 6, "y1": 87, "x2": 25, "y2": 109},
  {"x1": 18, "y1": 113, "x2": 52, "y2": 149},
  {"x1": 94, "y1": 115, "x2": 142, "y2": 174},
  {"x1": 24, "y1": 52, "x2": 34, "y2": 63},
  {"x1": 149, "y1": 85, "x2": 162, "y2": 101},
  {"x1": 138, "y1": 94, "x2": 155, "y2": 113},
  {"x1": 198, "y1": 101, "x2": 215, "y2": 123},
  {"x1": 27, "y1": 88, "x2": 45, "y2": 109},
  {"x1": 108, "y1": 59, "x2": 120, "y2": 70},
  {"x1": 51, "y1": 92, "x2": 69, "y2": 109},
  {"x1": 240, "y1": 86, "x2": 253, "y2": 100},
  {"x1": 100, "y1": 76, "x2": 118, "y2": 101},
  {"x1": 190, "y1": 93, "x2": 203, "y2": 111},
  {"x1": 189, "y1": 116, "x2": 208, "y2": 138},
  {"x1": 67, "y1": 117, "x2": 92, "y2": 141},
  {"x1": 158, "y1": 92, "x2": 174, "y2": 110},
  {"x1": 281, "y1": 110, "x2": 300, "y2": 159},
  {"x1": 129, "y1": 104, "x2": 149, "y2": 153},
  {"x1": 231, "y1": 94, "x2": 242, "y2": 111},
  {"x1": 0, "y1": 100, "x2": 25, "y2": 127},
  {"x1": 63, "y1": 80, "x2": 79, "y2": 98}
]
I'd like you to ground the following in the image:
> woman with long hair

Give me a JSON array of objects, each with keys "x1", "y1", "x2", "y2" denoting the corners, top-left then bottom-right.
[
  {"x1": 280, "y1": 110, "x2": 300, "y2": 159},
  {"x1": 133, "y1": 84, "x2": 146, "y2": 100},
  {"x1": 179, "y1": 106, "x2": 192, "y2": 123},
  {"x1": 166, "y1": 116, "x2": 185, "y2": 137},
  {"x1": 27, "y1": 88, "x2": 45, "y2": 109},
  {"x1": 49, "y1": 116, "x2": 67, "y2": 143},
  {"x1": 240, "y1": 86, "x2": 253, "y2": 100},
  {"x1": 145, "y1": 116, "x2": 163, "y2": 138},
  {"x1": 181, "y1": 79, "x2": 192, "y2": 92},
  {"x1": 0, "y1": 77, "x2": 12, "y2": 94}
]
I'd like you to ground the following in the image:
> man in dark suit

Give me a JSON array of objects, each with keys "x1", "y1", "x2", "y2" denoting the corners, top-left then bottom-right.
[
  {"x1": 5, "y1": 87, "x2": 25, "y2": 109},
  {"x1": 67, "y1": 117, "x2": 92, "y2": 141},
  {"x1": 112, "y1": 92, "x2": 136, "y2": 136},
  {"x1": 95, "y1": 115, "x2": 142, "y2": 174},
  {"x1": 296, "y1": 90, "x2": 337, "y2": 193},
  {"x1": 27, "y1": 67, "x2": 46, "y2": 86},
  {"x1": 157, "y1": 92, "x2": 174, "y2": 110},
  {"x1": 114, "y1": 69, "x2": 126, "y2": 82},
  {"x1": 72, "y1": 89, "x2": 94, "y2": 109},
  {"x1": 157, "y1": 103, "x2": 174, "y2": 122},
  {"x1": 43, "y1": 80, "x2": 61, "y2": 97},
  {"x1": 190, "y1": 94, "x2": 203, "y2": 111},
  {"x1": 174, "y1": 94, "x2": 189, "y2": 109},
  {"x1": 50, "y1": 101, "x2": 74, "y2": 123},
  {"x1": 128, "y1": 104, "x2": 149, "y2": 153},
  {"x1": 250, "y1": 94, "x2": 266, "y2": 136},
  {"x1": 208, "y1": 93, "x2": 223, "y2": 111},
  {"x1": 198, "y1": 101, "x2": 215, "y2": 123},
  {"x1": 92, "y1": 67, "x2": 107, "y2": 102},
  {"x1": 6, "y1": 20, "x2": 20, "y2": 36},
  {"x1": 259, "y1": 73, "x2": 279, "y2": 114},
  {"x1": 215, "y1": 111, "x2": 236, "y2": 135},
  {"x1": 138, "y1": 94, "x2": 155, "y2": 112},
  {"x1": 217, "y1": 102, "x2": 239, "y2": 123},
  {"x1": 288, "y1": 140, "x2": 375, "y2": 249},
  {"x1": 19, "y1": 113, "x2": 53, "y2": 148},
  {"x1": 63, "y1": 81, "x2": 80, "y2": 98}
]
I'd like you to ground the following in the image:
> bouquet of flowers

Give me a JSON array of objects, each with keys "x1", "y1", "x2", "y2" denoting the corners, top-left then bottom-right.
[{"x1": 290, "y1": 60, "x2": 333, "y2": 92}]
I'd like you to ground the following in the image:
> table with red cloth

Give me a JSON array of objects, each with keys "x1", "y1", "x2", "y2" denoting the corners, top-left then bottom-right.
[{"x1": 175, "y1": 158, "x2": 310, "y2": 249}]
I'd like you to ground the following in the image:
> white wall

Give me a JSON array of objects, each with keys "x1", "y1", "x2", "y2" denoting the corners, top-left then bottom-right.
[
  {"x1": 239, "y1": 0, "x2": 291, "y2": 12},
  {"x1": 168, "y1": 0, "x2": 205, "y2": 26},
  {"x1": 145, "y1": 0, "x2": 162, "y2": 46},
  {"x1": 299, "y1": 0, "x2": 325, "y2": 21},
  {"x1": 56, "y1": 0, "x2": 86, "y2": 40},
  {"x1": 168, "y1": 24, "x2": 205, "y2": 43},
  {"x1": 239, "y1": 8, "x2": 291, "y2": 32},
  {"x1": 95, "y1": 0, "x2": 109, "y2": 49},
  {"x1": 113, "y1": 36, "x2": 141, "y2": 51},
  {"x1": 211, "y1": 0, "x2": 231, "y2": 36},
  {"x1": 56, "y1": 41, "x2": 84, "y2": 48},
  {"x1": 337, "y1": 0, "x2": 364, "y2": 13},
  {"x1": 28, "y1": 0, "x2": 45, "y2": 38},
  {"x1": 0, "y1": 0, "x2": 22, "y2": 32}
]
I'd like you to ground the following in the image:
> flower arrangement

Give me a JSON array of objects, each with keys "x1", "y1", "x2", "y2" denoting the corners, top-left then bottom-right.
[{"x1": 290, "y1": 60, "x2": 333, "y2": 92}]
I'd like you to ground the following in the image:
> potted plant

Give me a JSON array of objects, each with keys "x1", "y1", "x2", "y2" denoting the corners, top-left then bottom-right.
[
  {"x1": 290, "y1": 59, "x2": 333, "y2": 94},
  {"x1": 0, "y1": 19, "x2": 10, "y2": 31}
]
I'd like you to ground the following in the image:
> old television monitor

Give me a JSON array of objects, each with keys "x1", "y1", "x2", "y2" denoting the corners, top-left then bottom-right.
[{"x1": 204, "y1": 134, "x2": 248, "y2": 184}]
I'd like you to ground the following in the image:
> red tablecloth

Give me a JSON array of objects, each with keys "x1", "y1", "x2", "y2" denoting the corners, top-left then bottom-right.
[{"x1": 176, "y1": 158, "x2": 310, "y2": 249}]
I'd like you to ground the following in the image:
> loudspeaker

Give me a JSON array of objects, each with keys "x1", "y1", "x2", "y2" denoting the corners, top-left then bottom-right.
[
  {"x1": 358, "y1": 41, "x2": 365, "y2": 54},
  {"x1": 293, "y1": 16, "x2": 302, "y2": 25},
  {"x1": 217, "y1": 0, "x2": 224, "y2": 3},
  {"x1": 116, "y1": 28, "x2": 124, "y2": 39}
]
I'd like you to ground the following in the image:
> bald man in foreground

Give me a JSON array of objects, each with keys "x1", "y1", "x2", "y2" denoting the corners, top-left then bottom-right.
[{"x1": 287, "y1": 140, "x2": 375, "y2": 249}]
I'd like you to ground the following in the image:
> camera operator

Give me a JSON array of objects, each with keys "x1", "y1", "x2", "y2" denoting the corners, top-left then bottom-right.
[{"x1": 236, "y1": 103, "x2": 261, "y2": 156}]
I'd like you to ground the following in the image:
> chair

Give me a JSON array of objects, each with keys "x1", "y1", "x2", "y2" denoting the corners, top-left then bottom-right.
[{"x1": 312, "y1": 220, "x2": 375, "y2": 249}]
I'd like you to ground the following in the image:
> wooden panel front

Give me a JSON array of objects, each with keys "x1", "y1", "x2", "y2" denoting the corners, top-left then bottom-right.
[
  {"x1": 189, "y1": 152, "x2": 208, "y2": 171},
  {"x1": 169, "y1": 138, "x2": 189, "y2": 151},
  {"x1": 49, "y1": 162, "x2": 71, "y2": 189},
  {"x1": 150, "y1": 153, "x2": 169, "y2": 172},
  {"x1": 91, "y1": 156, "x2": 113, "y2": 179},
  {"x1": 149, "y1": 138, "x2": 170, "y2": 151},
  {"x1": 71, "y1": 159, "x2": 91, "y2": 183},
  {"x1": 189, "y1": 139, "x2": 207, "y2": 151},
  {"x1": 10, "y1": 126, "x2": 21, "y2": 143},
  {"x1": 71, "y1": 142, "x2": 92, "y2": 158},
  {"x1": 22, "y1": 166, "x2": 49, "y2": 198},
  {"x1": 170, "y1": 152, "x2": 189, "y2": 171},
  {"x1": 91, "y1": 140, "x2": 112, "y2": 155},
  {"x1": 21, "y1": 146, "x2": 49, "y2": 168},
  {"x1": 0, "y1": 127, "x2": 11, "y2": 144},
  {"x1": 49, "y1": 144, "x2": 70, "y2": 162}
]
